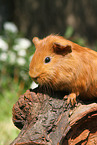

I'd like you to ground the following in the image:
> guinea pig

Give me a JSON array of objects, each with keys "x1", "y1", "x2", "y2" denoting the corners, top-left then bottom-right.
[{"x1": 29, "y1": 34, "x2": 97, "y2": 105}]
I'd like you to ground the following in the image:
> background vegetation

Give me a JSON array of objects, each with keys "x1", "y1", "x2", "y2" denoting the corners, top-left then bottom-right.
[
  {"x1": 0, "y1": 1, "x2": 97, "y2": 145},
  {"x1": 0, "y1": 22, "x2": 35, "y2": 145}
]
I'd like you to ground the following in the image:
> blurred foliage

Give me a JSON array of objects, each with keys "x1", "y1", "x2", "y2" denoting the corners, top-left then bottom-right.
[
  {"x1": 64, "y1": 26, "x2": 74, "y2": 39},
  {"x1": 0, "y1": 87, "x2": 20, "y2": 145},
  {"x1": 64, "y1": 26, "x2": 97, "y2": 51},
  {"x1": 0, "y1": 22, "x2": 35, "y2": 145},
  {"x1": 0, "y1": 22, "x2": 35, "y2": 96},
  {"x1": 64, "y1": 26, "x2": 86, "y2": 47},
  {"x1": 94, "y1": 42, "x2": 97, "y2": 52}
]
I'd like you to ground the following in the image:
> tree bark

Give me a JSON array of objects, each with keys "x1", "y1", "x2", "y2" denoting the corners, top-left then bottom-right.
[{"x1": 11, "y1": 88, "x2": 97, "y2": 145}]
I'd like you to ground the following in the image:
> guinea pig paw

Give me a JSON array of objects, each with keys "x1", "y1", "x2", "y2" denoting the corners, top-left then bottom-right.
[{"x1": 64, "y1": 93, "x2": 77, "y2": 106}]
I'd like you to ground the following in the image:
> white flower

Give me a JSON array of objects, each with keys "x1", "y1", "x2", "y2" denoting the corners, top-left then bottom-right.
[
  {"x1": 0, "y1": 37, "x2": 8, "y2": 51},
  {"x1": 0, "y1": 52, "x2": 8, "y2": 61},
  {"x1": 17, "y1": 57, "x2": 26, "y2": 66},
  {"x1": 30, "y1": 81, "x2": 38, "y2": 89},
  {"x1": 8, "y1": 51, "x2": 16, "y2": 64},
  {"x1": 13, "y1": 45, "x2": 20, "y2": 51},
  {"x1": 18, "y1": 50, "x2": 26, "y2": 57},
  {"x1": 4, "y1": 22, "x2": 18, "y2": 33},
  {"x1": 13, "y1": 38, "x2": 31, "y2": 51}
]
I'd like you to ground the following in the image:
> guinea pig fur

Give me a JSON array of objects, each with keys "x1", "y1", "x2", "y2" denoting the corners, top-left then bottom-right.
[{"x1": 29, "y1": 34, "x2": 97, "y2": 105}]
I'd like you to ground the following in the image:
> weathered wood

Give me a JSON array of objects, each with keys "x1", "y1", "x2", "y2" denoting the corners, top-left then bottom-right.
[
  {"x1": 62, "y1": 103, "x2": 97, "y2": 144},
  {"x1": 11, "y1": 88, "x2": 97, "y2": 145}
]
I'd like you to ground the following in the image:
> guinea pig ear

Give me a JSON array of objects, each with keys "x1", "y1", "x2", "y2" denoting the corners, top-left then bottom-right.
[
  {"x1": 53, "y1": 42, "x2": 72, "y2": 55},
  {"x1": 32, "y1": 37, "x2": 40, "y2": 48}
]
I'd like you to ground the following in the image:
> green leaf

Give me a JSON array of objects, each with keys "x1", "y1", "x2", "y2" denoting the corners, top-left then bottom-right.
[{"x1": 64, "y1": 26, "x2": 74, "y2": 38}]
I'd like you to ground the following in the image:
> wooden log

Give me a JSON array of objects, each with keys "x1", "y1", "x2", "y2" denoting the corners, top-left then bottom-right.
[{"x1": 11, "y1": 88, "x2": 97, "y2": 145}]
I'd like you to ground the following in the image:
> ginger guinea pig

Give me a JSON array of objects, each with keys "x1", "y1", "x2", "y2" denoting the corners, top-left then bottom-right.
[{"x1": 29, "y1": 34, "x2": 97, "y2": 105}]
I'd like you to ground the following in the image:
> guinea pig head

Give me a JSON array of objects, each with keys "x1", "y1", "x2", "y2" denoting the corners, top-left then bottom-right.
[{"x1": 29, "y1": 35, "x2": 72, "y2": 90}]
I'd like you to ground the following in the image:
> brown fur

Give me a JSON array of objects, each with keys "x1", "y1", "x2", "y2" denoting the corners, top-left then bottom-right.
[{"x1": 29, "y1": 34, "x2": 97, "y2": 104}]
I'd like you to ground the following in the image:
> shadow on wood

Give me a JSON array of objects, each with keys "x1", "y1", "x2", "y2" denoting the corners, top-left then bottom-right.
[{"x1": 11, "y1": 88, "x2": 97, "y2": 145}]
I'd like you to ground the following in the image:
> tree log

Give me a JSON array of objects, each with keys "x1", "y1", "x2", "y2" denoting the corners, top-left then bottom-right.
[{"x1": 11, "y1": 88, "x2": 97, "y2": 145}]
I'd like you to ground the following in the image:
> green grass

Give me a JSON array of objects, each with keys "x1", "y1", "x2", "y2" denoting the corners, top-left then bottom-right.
[
  {"x1": 0, "y1": 81, "x2": 27, "y2": 145},
  {"x1": 0, "y1": 118, "x2": 20, "y2": 145}
]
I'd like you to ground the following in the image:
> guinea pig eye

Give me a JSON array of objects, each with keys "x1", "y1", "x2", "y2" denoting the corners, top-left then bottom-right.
[{"x1": 44, "y1": 57, "x2": 51, "y2": 63}]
